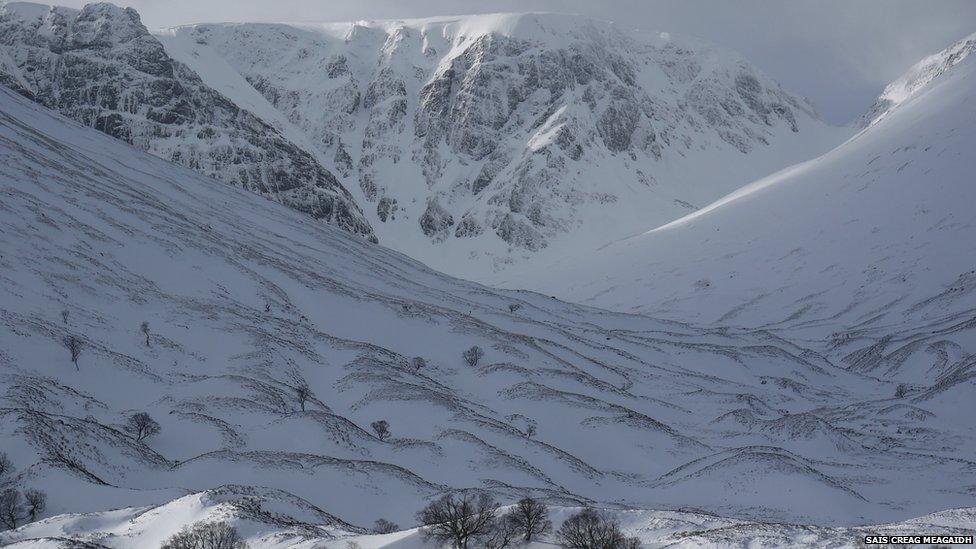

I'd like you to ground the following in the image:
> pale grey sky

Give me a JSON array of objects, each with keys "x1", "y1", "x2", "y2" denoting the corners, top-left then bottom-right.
[{"x1": 36, "y1": 0, "x2": 976, "y2": 124}]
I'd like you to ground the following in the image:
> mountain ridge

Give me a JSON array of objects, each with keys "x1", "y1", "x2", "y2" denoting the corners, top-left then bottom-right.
[
  {"x1": 155, "y1": 11, "x2": 850, "y2": 279},
  {"x1": 0, "y1": 1, "x2": 377, "y2": 242}
]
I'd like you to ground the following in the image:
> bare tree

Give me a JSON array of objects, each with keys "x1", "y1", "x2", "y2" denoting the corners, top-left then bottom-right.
[
  {"x1": 295, "y1": 383, "x2": 312, "y2": 412},
  {"x1": 463, "y1": 346, "x2": 484, "y2": 367},
  {"x1": 161, "y1": 521, "x2": 248, "y2": 549},
  {"x1": 508, "y1": 303, "x2": 521, "y2": 314},
  {"x1": 141, "y1": 321, "x2": 151, "y2": 347},
  {"x1": 125, "y1": 412, "x2": 161, "y2": 442},
  {"x1": 412, "y1": 357, "x2": 426, "y2": 372},
  {"x1": 556, "y1": 508, "x2": 638, "y2": 549},
  {"x1": 0, "y1": 488, "x2": 21, "y2": 530},
  {"x1": 895, "y1": 383, "x2": 909, "y2": 398},
  {"x1": 373, "y1": 518, "x2": 399, "y2": 534},
  {"x1": 61, "y1": 309, "x2": 70, "y2": 324},
  {"x1": 525, "y1": 425, "x2": 537, "y2": 439},
  {"x1": 621, "y1": 537, "x2": 641, "y2": 549},
  {"x1": 0, "y1": 452, "x2": 12, "y2": 480},
  {"x1": 481, "y1": 512, "x2": 521, "y2": 549},
  {"x1": 23, "y1": 489, "x2": 46, "y2": 522},
  {"x1": 64, "y1": 335, "x2": 82, "y2": 370},
  {"x1": 371, "y1": 420, "x2": 390, "y2": 442},
  {"x1": 417, "y1": 492, "x2": 499, "y2": 549},
  {"x1": 509, "y1": 497, "x2": 551, "y2": 542}
]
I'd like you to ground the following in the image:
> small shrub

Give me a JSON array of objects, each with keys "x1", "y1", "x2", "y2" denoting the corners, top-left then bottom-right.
[
  {"x1": 371, "y1": 420, "x2": 390, "y2": 442},
  {"x1": 373, "y1": 518, "x2": 399, "y2": 534},
  {"x1": 463, "y1": 345, "x2": 484, "y2": 367},
  {"x1": 295, "y1": 383, "x2": 312, "y2": 412},
  {"x1": 64, "y1": 335, "x2": 82, "y2": 370}
]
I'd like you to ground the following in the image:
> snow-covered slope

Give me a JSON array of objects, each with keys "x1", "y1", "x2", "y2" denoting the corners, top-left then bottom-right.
[
  {"x1": 5, "y1": 495, "x2": 976, "y2": 548},
  {"x1": 859, "y1": 31, "x2": 976, "y2": 127},
  {"x1": 501, "y1": 31, "x2": 976, "y2": 336},
  {"x1": 2, "y1": 81, "x2": 975, "y2": 540},
  {"x1": 0, "y1": 1, "x2": 375, "y2": 241},
  {"x1": 155, "y1": 13, "x2": 850, "y2": 280}
]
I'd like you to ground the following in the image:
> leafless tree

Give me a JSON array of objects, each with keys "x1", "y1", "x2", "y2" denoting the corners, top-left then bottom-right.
[
  {"x1": 508, "y1": 303, "x2": 521, "y2": 314},
  {"x1": 371, "y1": 420, "x2": 390, "y2": 442},
  {"x1": 373, "y1": 518, "x2": 399, "y2": 534},
  {"x1": 412, "y1": 357, "x2": 426, "y2": 372},
  {"x1": 161, "y1": 521, "x2": 248, "y2": 549},
  {"x1": 23, "y1": 489, "x2": 46, "y2": 522},
  {"x1": 555, "y1": 508, "x2": 638, "y2": 549},
  {"x1": 509, "y1": 497, "x2": 551, "y2": 542},
  {"x1": 0, "y1": 488, "x2": 21, "y2": 530},
  {"x1": 621, "y1": 537, "x2": 641, "y2": 549},
  {"x1": 125, "y1": 412, "x2": 161, "y2": 442},
  {"x1": 64, "y1": 335, "x2": 82, "y2": 370},
  {"x1": 481, "y1": 512, "x2": 521, "y2": 549},
  {"x1": 0, "y1": 453, "x2": 12, "y2": 480},
  {"x1": 295, "y1": 383, "x2": 312, "y2": 412},
  {"x1": 895, "y1": 383, "x2": 909, "y2": 398},
  {"x1": 525, "y1": 425, "x2": 537, "y2": 439},
  {"x1": 417, "y1": 492, "x2": 499, "y2": 549},
  {"x1": 61, "y1": 309, "x2": 70, "y2": 324},
  {"x1": 141, "y1": 321, "x2": 151, "y2": 347},
  {"x1": 463, "y1": 345, "x2": 484, "y2": 367}
]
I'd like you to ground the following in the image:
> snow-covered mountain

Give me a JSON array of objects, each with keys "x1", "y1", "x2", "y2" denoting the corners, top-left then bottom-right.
[
  {"x1": 501, "y1": 30, "x2": 976, "y2": 334},
  {"x1": 2, "y1": 72, "x2": 976, "y2": 545},
  {"x1": 859, "y1": 31, "x2": 976, "y2": 127},
  {"x1": 0, "y1": 1, "x2": 376, "y2": 241},
  {"x1": 154, "y1": 13, "x2": 849, "y2": 279}
]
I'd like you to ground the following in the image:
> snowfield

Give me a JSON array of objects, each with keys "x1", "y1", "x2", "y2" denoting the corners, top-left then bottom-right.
[
  {"x1": 0, "y1": 65, "x2": 974, "y2": 546},
  {"x1": 0, "y1": 4, "x2": 974, "y2": 549}
]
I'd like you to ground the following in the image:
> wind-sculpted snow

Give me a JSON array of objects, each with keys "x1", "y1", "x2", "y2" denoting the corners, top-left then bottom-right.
[
  {"x1": 155, "y1": 13, "x2": 849, "y2": 279},
  {"x1": 0, "y1": 2, "x2": 375, "y2": 242},
  {"x1": 2, "y1": 82, "x2": 975, "y2": 545}
]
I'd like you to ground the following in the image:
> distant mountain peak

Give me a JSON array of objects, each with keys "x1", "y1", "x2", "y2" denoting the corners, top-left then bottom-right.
[{"x1": 859, "y1": 31, "x2": 976, "y2": 127}]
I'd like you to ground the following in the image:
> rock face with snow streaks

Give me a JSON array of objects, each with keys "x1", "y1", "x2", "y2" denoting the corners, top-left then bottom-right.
[
  {"x1": 0, "y1": 2, "x2": 375, "y2": 241},
  {"x1": 157, "y1": 13, "x2": 846, "y2": 277}
]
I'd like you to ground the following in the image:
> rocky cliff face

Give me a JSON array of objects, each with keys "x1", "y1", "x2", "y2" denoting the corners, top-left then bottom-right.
[
  {"x1": 159, "y1": 14, "x2": 847, "y2": 278},
  {"x1": 0, "y1": 2, "x2": 376, "y2": 242}
]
